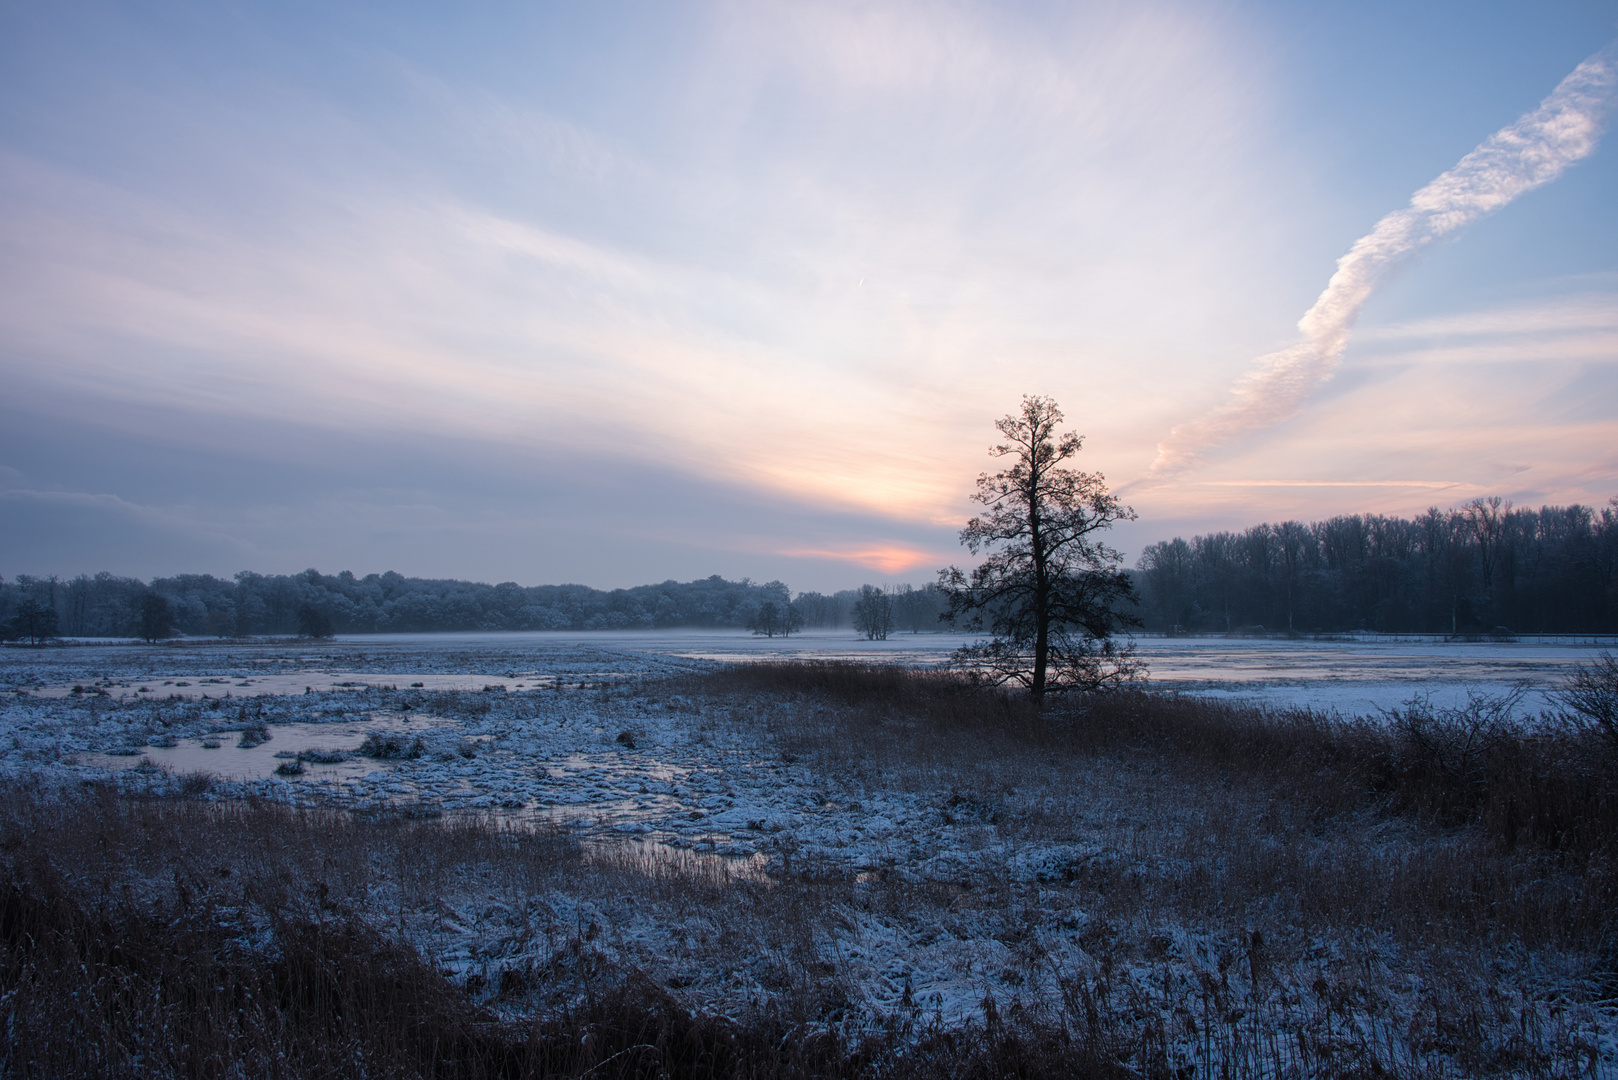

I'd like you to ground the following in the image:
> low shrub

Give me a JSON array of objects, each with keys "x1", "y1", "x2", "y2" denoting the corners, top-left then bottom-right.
[
  {"x1": 237, "y1": 724, "x2": 271, "y2": 748},
  {"x1": 360, "y1": 732, "x2": 425, "y2": 760}
]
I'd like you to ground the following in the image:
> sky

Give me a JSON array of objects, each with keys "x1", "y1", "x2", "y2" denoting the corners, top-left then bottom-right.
[{"x1": 2, "y1": 0, "x2": 1616, "y2": 592}]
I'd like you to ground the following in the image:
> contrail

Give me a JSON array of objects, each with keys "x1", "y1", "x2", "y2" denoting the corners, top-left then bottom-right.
[{"x1": 1139, "y1": 40, "x2": 1618, "y2": 484}]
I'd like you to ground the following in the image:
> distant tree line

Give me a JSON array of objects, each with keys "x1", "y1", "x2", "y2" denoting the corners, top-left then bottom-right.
[
  {"x1": 0, "y1": 569, "x2": 951, "y2": 642},
  {"x1": 1134, "y1": 497, "x2": 1618, "y2": 635}
]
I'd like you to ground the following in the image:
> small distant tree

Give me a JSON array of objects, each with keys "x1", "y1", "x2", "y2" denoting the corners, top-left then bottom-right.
[
  {"x1": 1464, "y1": 495, "x2": 1511, "y2": 621},
  {"x1": 296, "y1": 603, "x2": 336, "y2": 639},
  {"x1": 9, "y1": 598, "x2": 59, "y2": 645},
  {"x1": 137, "y1": 591, "x2": 175, "y2": 643},
  {"x1": 748, "y1": 600, "x2": 784, "y2": 637},
  {"x1": 851, "y1": 585, "x2": 893, "y2": 641},
  {"x1": 748, "y1": 600, "x2": 806, "y2": 638},
  {"x1": 939, "y1": 395, "x2": 1141, "y2": 697}
]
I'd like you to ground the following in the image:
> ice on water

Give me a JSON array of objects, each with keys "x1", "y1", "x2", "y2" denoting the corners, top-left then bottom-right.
[{"x1": 4, "y1": 628, "x2": 1605, "y2": 849}]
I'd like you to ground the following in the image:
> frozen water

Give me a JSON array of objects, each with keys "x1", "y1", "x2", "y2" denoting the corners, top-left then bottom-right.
[
  {"x1": 77, "y1": 717, "x2": 435, "y2": 781},
  {"x1": 11, "y1": 628, "x2": 1608, "y2": 713},
  {"x1": 7, "y1": 632, "x2": 1609, "y2": 817},
  {"x1": 1131, "y1": 635, "x2": 1610, "y2": 713}
]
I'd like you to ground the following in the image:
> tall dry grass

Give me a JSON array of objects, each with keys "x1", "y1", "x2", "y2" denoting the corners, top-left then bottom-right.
[
  {"x1": 703, "y1": 660, "x2": 1617, "y2": 867},
  {"x1": 0, "y1": 788, "x2": 1148, "y2": 1079},
  {"x1": 687, "y1": 661, "x2": 1618, "y2": 1074}
]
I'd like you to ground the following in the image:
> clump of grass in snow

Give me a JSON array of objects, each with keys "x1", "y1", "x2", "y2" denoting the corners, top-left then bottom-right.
[
  {"x1": 0, "y1": 841, "x2": 1136, "y2": 1080},
  {"x1": 236, "y1": 724, "x2": 270, "y2": 748},
  {"x1": 360, "y1": 731, "x2": 425, "y2": 760}
]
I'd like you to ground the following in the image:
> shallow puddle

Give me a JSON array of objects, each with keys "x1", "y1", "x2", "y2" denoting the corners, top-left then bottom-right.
[{"x1": 78, "y1": 716, "x2": 448, "y2": 781}]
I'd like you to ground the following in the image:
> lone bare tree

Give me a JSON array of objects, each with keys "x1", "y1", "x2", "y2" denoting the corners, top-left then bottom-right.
[{"x1": 940, "y1": 395, "x2": 1142, "y2": 696}]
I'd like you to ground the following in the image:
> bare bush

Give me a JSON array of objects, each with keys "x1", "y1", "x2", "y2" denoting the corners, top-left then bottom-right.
[
  {"x1": 1385, "y1": 690, "x2": 1527, "y2": 784},
  {"x1": 1554, "y1": 651, "x2": 1618, "y2": 755}
]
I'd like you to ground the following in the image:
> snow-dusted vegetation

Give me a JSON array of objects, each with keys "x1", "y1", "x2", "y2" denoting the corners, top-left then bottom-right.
[{"x1": 2, "y1": 638, "x2": 1616, "y2": 1077}]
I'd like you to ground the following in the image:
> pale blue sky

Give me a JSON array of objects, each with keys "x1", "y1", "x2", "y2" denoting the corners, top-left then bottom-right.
[{"x1": 3, "y1": 0, "x2": 1615, "y2": 589}]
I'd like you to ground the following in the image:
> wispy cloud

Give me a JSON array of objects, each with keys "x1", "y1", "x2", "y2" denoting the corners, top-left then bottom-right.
[
  {"x1": 1354, "y1": 289, "x2": 1618, "y2": 341},
  {"x1": 0, "y1": 1, "x2": 1277, "y2": 527},
  {"x1": 6, "y1": 2, "x2": 1611, "y2": 583},
  {"x1": 1138, "y1": 40, "x2": 1618, "y2": 484},
  {"x1": 1196, "y1": 480, "x2": 1479, "y2": 489},
  {"x1": 1128, "y1": 286, "x2": 1618, "y2": 528}
]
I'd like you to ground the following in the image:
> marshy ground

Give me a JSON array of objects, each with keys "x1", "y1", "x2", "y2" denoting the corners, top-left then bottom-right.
[{"x1": 1, "y1": 638, "x2": 1615, "y2": 1077}]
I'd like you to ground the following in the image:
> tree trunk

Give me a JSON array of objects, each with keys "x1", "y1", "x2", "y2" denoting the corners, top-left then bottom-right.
[
  {"x1": 1032, "y1": 614, "x2": 1048, "y2": 697},
  {"x1": 1029, "y1": 477, "x2": 1048, "y2": 697}
]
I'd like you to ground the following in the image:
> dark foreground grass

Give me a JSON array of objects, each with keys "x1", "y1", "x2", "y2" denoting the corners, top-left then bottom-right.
[
  {"x1": 708, "y1": 661, "x2": 1618, "y2": 869},
  {"x1": 0, "y1": 792, "x2": 1143, "y2": 1080},
  {"x1": 700, "y1": 662, "x2": 1618, "y2": 1037}
]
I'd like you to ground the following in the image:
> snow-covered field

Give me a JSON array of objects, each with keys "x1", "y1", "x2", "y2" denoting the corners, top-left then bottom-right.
[
  {"x1": 7, "y1": 630, "x2": 1606, "y2": 800},
  {"x1": 8, "y1": 628, "x2": 1609, "y2": 712},
  {"x1": 4, "y1": 632, "x2": 1615, "y2": 1075}
]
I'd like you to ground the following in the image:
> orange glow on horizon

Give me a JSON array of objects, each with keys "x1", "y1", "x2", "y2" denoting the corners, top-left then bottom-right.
[{"x1": 778, "y1": 544, "x2": 942, "y2": 576}]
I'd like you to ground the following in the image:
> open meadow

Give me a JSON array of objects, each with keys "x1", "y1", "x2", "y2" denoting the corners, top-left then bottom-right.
[{"x1": 2, "y1": 632, "x2": 1616, "y2": 1078}]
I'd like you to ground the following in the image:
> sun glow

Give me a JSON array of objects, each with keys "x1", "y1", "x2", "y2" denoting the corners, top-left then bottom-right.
[{"x1": 777, "y1": 544, "x2": 943, "y2": 576}]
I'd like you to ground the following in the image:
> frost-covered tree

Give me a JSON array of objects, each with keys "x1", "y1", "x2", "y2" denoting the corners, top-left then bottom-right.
[{"x1": 940, "y1": 396, "x2": 1141, "y2": 697}]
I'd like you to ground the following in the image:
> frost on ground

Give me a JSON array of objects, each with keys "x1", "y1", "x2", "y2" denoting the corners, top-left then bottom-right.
[{"x1": 2, "y1": 639, "x2": 1616, "y2": 1078}]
